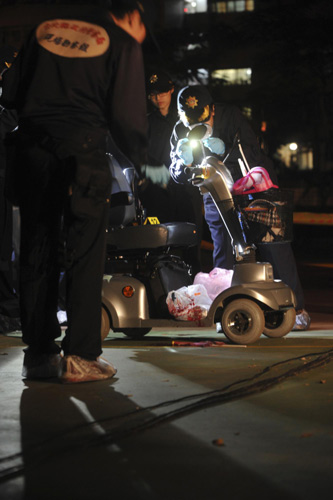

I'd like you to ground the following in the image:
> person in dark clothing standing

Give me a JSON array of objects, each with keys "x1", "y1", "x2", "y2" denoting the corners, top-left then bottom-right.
[
  {"x1": 145, "y1": 71, "x2": 178, "y2": 186},
  {"x1": 0, "y1": 0, "x2": 150, "y2": 382},
  {"x1": 170, "y1": 85, "x2": 272, "y2": 270},
  {"x1": 0, "y1": 45, "x2": 20, "y2": 334},
  {"x1": 170, "y1": 85, "x2": 310, "y2": 331},
  {"x1": 139, "y1": 70, "x2": 177, "y2": 222},
  {"x1": 140, "y1": 70, "x2": 203, "y2": 274}
]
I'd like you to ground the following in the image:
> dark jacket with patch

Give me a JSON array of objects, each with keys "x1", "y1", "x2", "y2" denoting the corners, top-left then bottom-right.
[{"x1": 0, "y1": 5, "x2": 148, "y2": 169}]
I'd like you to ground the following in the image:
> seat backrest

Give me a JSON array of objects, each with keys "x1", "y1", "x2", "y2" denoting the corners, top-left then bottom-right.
[{"x1": 108, "y1": 154, "x2": 136, "y2": 227}]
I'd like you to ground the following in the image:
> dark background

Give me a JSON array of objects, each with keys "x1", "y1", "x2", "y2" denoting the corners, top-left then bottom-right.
[
  {"x1": 0, "y1": 0, "x2": 332, "y2": 309},
  {"x1": 0, "y1": 0, "x2": 333, "y2": 212},
  {"x1": 1, "y1": 0, "x2": 333, "y2": 214}
]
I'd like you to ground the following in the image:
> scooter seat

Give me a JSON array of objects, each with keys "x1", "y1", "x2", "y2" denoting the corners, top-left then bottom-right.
[{"x1": 107, "y1": 222, "x2": 198, "y2": 250}]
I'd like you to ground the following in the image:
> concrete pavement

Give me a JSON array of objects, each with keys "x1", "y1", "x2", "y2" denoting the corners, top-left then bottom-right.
[
  {"x1": 0, "y1": 252, "x2": 332, "y2": 499},
  {"x1": 0, "y1": 308, "x2": 332, "y2": 499}
]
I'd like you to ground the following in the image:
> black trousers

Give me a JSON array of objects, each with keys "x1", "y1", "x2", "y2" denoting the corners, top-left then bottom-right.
[
  {"x1": 203, "y1": 193, "x2": 234, "y2": 270},
  {"x1": 17, "y1": 135, "x2": 111, "y2": 359}
]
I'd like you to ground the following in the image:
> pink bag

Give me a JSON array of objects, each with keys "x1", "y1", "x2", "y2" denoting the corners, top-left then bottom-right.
[
  {"x1": 232, "y1": 167, "x2": 278, "y2": 195},
  {"x1": 193, "y1": 267, "x2": 233, "y2": 301}
]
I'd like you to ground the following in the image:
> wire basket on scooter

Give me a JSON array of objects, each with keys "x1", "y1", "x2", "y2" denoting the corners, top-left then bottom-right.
[{"x1": 234, "y1": 189, "x2": 294, "y2": 244}]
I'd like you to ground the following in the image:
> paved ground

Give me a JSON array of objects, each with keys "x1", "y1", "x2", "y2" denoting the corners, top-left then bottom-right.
[{"x1": 0, "y1": 256, "x2": 332, "y2": 500}]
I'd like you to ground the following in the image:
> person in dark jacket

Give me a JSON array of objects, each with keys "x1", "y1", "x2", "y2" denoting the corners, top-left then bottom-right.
[
  {"x1": 138, "y1": 70, "x2": 177, "y2": 222},
  {"x1": 0, "y1": 0, "x2": 151, "y2": 382},
  {"x1": 145, "y1": 70, "x2": 177, "y2": 184},
  {"x1": 170, "y1": 85, "x2": 310, "y2": 331},
  {"x1": 170, "y1": 85, "x2": 274, "y2": 269},
  {"x1": 140, "y1": 70, "x2": 203, "y2": 273}
]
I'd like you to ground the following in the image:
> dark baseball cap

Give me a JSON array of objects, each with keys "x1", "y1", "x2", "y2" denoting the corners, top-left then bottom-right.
[
  {"x1": 147, "y1": 70, "x2": 174, "y2": 95},
  {"x1": 177, "y1": 85, "x2": 213, "y2": 126}
]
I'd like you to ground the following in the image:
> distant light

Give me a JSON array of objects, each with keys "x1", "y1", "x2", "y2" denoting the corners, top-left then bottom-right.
[
  {"x1": 184, "y1": 8, "x2": 188, "y2": 12},
  {"x1": 289, "y1": 143, "x2": 298, "y2": 151},
  {"x1": 191, "y1": 1, "x2": 197, "y2": 7},
  {"x1": 190, "y1": 140, "x2": 199, "y2": 149}
]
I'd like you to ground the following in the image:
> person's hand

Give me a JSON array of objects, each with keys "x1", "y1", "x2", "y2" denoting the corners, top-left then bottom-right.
[
  {"x1": 141, "y1": 165, "x2": 170, "y2": 187},
  {"x1": 176, "y1": 138, "x2": 193, "y2": 166},
  {"x1": 203, "y1": 137, "x2": 225, "y2": 155}
]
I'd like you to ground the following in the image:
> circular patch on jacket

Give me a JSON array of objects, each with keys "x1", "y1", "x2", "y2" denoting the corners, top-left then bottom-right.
[{"x1": 36, "y1": 19, "x2": 110, "y2": 58}]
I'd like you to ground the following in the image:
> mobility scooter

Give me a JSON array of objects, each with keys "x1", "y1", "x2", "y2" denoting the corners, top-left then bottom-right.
[{"x1": 101, "y1": 126, "x2": 296, "y2": 345}]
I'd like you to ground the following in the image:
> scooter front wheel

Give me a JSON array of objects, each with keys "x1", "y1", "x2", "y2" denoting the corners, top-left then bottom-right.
[
  {"x1": 263, "y1": 308, "x2": 296, "y2": 338},
  {"x1": 221, "y1": 299, "x2": 264, "y2": 345},
  {"x1": 122, "y1": 328, "x2": 152, "y2": 339}
]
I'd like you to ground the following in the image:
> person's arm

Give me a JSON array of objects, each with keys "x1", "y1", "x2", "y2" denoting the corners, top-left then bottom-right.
[
  {"x1": 0, "y1": 109, "x2": 18, "y2": 135},
  {"x1": 169, "y1": 122, "x2": 194, "y2": 184},
  {"x1": 229, "y1": 106, "x2": 262, "y2": 167},
  {"x1": 0, "y1": 32, "x2": 35, "y2": 112},
  {"x1": 229, "y1": 106, "x2": 278, "y2": 183},
  {"x1": 0, "y1": 57, "x2": 21, "y2": 111}
]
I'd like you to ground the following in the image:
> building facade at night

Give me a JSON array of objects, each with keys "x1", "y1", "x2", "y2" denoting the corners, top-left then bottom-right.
[{"x1": 1, "y1": 0, "x2": 333, "y2": 207}]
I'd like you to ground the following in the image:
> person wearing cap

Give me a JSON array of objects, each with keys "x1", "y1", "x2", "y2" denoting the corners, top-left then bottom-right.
[
  {"x1": 171, "y1": 84, "x2": 273, "y2": 268},
  {"x1": 0, "y1": 0, "x2": 151, "y2": 382},
  {"x1": 170, "y1": 85, "x2": 310, "y2": 331},
  {"x1": 144, "y1": 70, "x2": 176, "y2": 185},
  {"x1": 140, "y1": 70, "x2": 203, "y2": 273}
]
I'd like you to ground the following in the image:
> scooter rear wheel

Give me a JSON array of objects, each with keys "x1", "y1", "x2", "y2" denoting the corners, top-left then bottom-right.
[
  {"x1": 221, "y1": 298, "x2": 264, "y2": 345},
  {"x1": 101, "y1": 306, "x2": 111, "y2": 341},
  {"x1": 263, "y1": 308, "x2": 296, "y2": 338}
]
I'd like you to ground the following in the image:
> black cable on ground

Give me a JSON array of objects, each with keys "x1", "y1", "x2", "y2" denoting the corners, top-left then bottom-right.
[
  {"x1": 80, "y1": 348, "x2": 333, "y2": 445},
  {"x1": 0, "y1": 348, "x2": 332, "y2": 483}
]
